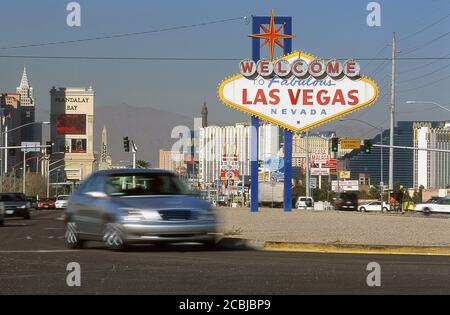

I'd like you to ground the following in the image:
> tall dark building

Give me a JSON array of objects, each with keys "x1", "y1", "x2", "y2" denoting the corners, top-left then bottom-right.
[
  {"x1": 342, "y1": 121, "x2": 415, "y2": 188},
  {"x1": 201, "y1": 102, "x2": 208, "y2": 128}
]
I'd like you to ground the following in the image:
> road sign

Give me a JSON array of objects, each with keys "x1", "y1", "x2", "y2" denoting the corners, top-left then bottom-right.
[
  {"x1": 311, "y1": 168, "x2": 330, "y2": 176},
  {"x1": 339, "y1": 171, "x2": 351, "y2": 179},
  {"x1": 310, "y1": 177, "x2": 317, "y2": 189},
  {"x1": 21, "y1": 142, "x2": 40, "y2": 152},
  {"x1": 340, "y1": 138, "x2": 361, "y2": 149}
]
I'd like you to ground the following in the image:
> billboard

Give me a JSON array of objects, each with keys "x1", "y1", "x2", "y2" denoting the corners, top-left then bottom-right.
[
  {"x1": 57, "y1": 114, "x2": 86, "y2": 135},
  {"x1": 71, "y1": 139, "x2": 87, "y2": 153},
  {"x1": 218, "y1": 53, "x2": 378, "y2": 132}
]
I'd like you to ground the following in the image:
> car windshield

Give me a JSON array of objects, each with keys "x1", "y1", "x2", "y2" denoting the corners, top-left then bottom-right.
[
  {"x1": 106, "y1": 173, "x2": 191, "y2": 196},
  {"x1": 57, "y1": 196, "x2": 69, "y2": 200},
  {"x1": 0, "y1": 194, "x2": 25, "y2": 201}
]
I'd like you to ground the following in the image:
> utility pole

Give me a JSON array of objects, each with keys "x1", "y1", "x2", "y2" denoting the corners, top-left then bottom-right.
[{"x1": 389, "y1": 32, "x2": 396, "y2": 191}]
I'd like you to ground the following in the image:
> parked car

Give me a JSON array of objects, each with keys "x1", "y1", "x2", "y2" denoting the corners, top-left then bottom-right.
[
  {"x1": 0, "y1": 192, "x2": 31, "y2": 220},
  {"x1": 38, "y1": 198, "x2": 55, "y2": 210},
  {"x1": 26, "y1": 196, "x2": 38, "y2": 209},
  {"x1": 334, "y1": 192, "x2": 359, "y2": 211},
  {"x1": 414, "y1": 198, "x2": 450, "y2": 215},
  {"x1": 55, "y1": 195, "x2": 70, "y2": 209},
  {"x1": 358, "y1": 201, "x2": 390, "y2": 212},
  {"x1": 296, "y1": 196, "x2": 314, "y2": 210},
  {"x1": 64, "y1": 169, "x2": 218, "y2": 250}
]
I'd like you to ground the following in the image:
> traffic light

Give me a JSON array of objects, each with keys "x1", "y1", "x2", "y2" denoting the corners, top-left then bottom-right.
[
  {"x1": 123, "y1": 137, "x2": 130, "y2": 152},
  {"x1": 331, "y1": 137, "x2": 339, "y2": 152},
  {"x1": 363, "y1": 139, "x2": 372, "y2": 154},
  {"x1": 45, "y1": 141, "x2": 52, "y2": 155}
]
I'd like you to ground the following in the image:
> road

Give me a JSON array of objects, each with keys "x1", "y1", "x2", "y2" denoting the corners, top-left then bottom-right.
[{"x1": 0, "y1": 210, "x2": 449, "y2": 295}]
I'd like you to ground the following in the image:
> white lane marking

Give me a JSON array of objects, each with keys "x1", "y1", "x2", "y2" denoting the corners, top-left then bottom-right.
[{"x1": 0, "y1": 250, "x2": 79, "y2": 253}]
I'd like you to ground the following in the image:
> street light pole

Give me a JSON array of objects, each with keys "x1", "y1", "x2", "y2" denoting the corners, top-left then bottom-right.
[
  {"x1": 389, "y1": 32, "x2": 397, "y2": 192},
  {"x1": 405, "y1": 101, "x2": 450, "y2": 113}
]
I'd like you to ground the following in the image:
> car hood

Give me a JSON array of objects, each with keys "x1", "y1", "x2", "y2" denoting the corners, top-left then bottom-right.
[
  {"x1": 110, "y1": 195, "x2": 211, "y2": 210},
  {"x1": 1, "y1": 201, "x2": 27, "y2": 206}
]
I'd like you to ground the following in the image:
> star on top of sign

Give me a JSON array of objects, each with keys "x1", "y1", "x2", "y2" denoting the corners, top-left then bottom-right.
[{"x1": 248, "y1": 9, "x2": 296, "y2": 60}]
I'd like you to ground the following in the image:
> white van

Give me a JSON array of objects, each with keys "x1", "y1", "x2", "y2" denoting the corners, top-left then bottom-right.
[{"x1": 296, "y1": 196, "x2": 314, "y2": 210}]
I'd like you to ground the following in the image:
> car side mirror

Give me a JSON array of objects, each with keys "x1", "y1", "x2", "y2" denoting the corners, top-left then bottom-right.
[{"x1": 85, "y1": 191, "x2": 108, "y2": 199}]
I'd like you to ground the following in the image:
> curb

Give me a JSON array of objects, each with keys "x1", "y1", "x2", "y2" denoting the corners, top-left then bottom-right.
[{"x1": 263, "y1": 241, "x2": 450, "y2": 256}]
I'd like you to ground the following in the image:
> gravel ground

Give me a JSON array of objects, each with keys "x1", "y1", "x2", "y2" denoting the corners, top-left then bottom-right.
[{"x1": 216, "y1": 208, "x2": 450, "y2": 247}]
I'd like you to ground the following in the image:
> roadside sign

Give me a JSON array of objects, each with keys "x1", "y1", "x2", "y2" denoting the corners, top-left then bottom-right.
[
  {"x1": 331, "y1": 180, "x2": 359, "y2": 192},
  {"x1": 310, "y1": 177, "x2": 317, "y2": 189},
  {"x1": 339, "y1": 171, "x2": 351, "y2": 179},
  {"x1": 311, "y1": 168, "x2": 330, "y2": 176},
  {"x1": 21, "y1": 142, "x2": 41, "y2": 152},
  {"x1": 340, "y1": 138, "x2": 361, "y2": 149}
]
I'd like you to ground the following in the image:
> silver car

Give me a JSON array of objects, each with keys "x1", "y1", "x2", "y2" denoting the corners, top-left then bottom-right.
[{"x1": 64, "y1": 169, "x2": 218, "y2": 250}]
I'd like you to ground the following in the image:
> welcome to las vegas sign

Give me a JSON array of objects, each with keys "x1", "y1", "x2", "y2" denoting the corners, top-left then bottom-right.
[{"x1": 218, "y1": 51, "x2": 379, "y2": 132}]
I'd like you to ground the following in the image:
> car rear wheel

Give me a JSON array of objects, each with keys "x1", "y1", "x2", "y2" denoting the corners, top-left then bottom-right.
[
  {"x1": 423, "y1": 207, "x2": 432, "y2": 216},
  {"x1": 360, "y1": 207, "x2": 366, "y2": 212},
  {"x1": 103, "y1": 223, "x2": 127, "y2": 251},
  {"x1": 65, "y1": 221, "x2": 84, "y2": 249},
  {"x1": 0, "y1": 220, "x2": 4, "y2": 226}
]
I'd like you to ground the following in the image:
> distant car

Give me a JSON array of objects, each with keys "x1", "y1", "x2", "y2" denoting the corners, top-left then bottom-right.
[
  {"x1": 335, "y1": 192, "x2": 359, "y2": 211},
  {"x1": 55, "y1": 195, "x2": 70, "y2": 209},
  {"x1": 414, "y1": 198, "x2": 450, "y2": 215},
  {"x1": 26, "y1": 196, "x2": 38, "y2": 209},
  {"x1": 296, "y1": 196, "x2": 314, "y2": 210},
  {"x1": 0, "y1": 193, "x2": 31, "y2": 220},
  {"x1": 358, "y1": 201, "x2": 390, "y2": 212},
  {"x1": 38, "y1": 198, "x2": 55, "y2": 210},
  {"x1": 64, "y1": 169, "x2": 218, "y2": 250}
]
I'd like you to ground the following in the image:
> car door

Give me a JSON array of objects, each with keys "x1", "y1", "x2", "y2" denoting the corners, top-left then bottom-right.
[
  {"x1": 369, "y1": 201, "x2": 381, "y2": 211},
  {"x1": 73, "y1": 174, "x2": 106, "y2": 238}
]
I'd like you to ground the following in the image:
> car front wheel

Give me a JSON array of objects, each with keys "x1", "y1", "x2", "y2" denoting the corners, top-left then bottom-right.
[
  {"x1": 103, "y1": 223, "x2": 127, "y2": 251},
  {"x1": 23, "y1": 211, "x2": 30, "y2": 220}
]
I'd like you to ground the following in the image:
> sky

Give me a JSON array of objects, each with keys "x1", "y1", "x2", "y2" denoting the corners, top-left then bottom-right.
[{"x1": 0, "y1": 0, "x2": 449, "y2": 138}]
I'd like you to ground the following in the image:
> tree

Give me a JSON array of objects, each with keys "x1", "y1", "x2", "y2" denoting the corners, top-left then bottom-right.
[{"x1": 136, "y1": 160, "x2": 150, "y2": 169}]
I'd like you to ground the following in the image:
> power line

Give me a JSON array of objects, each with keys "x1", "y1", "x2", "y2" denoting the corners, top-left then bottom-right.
[
  {"x1": 1, "y1": 55, "x2": 450, "y2": 61},
  {"x1": 0, "y1": 16, "x2": 246, "y2": 50},
  {"x1": 399, "y1": 63, "x2": 450, "y2": 83},
  {"x1": 399, "y1": 71, "x2": 450, "y2": 92},
  {"x1": 398, "y1": 52, "x2": 450, "y2": 74},
  {"x1": 399, "y1": 12, "x2": 450, "y2": 42},
  {"x1": 401, "y1": 31, "x2": 450, "y2": 55}
]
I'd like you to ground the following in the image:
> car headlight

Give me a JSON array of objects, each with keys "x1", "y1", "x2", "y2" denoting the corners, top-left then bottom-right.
[
  {"x1": 19, "y1": 204, "x2": 29, "y2": 209},
  {"x1": 121, "y1": 208, "x2": 161, "y2": 221}
]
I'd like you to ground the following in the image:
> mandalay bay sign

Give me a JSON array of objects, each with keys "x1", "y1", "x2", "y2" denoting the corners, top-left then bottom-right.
[{"x1": 218, "y1": 52, "x2": 379, "y2": 132}]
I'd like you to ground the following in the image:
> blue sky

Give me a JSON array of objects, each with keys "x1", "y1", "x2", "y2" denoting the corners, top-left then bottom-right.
[{"x1": 0, "y1": 0, "x2": 449, "y2": 135}]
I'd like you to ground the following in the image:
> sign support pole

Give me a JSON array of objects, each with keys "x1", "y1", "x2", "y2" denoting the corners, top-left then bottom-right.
[
  {"x1": 250, "y1": 16, "x2": 261, "y2": 212},
  {"x1": 251, "y1": 14, "x2": 293, "y2": 212}
]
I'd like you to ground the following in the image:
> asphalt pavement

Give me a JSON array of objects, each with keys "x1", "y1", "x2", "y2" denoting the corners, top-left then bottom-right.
[{"x1": 0, "y1": 211, "x2": 449, "y2": 294}]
